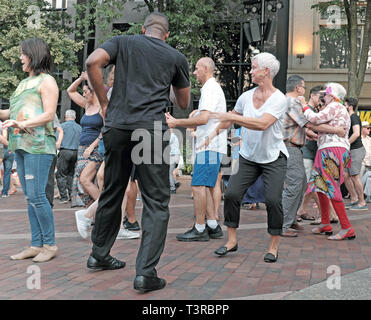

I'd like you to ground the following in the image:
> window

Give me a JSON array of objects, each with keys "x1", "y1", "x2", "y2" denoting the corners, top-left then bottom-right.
[{"x1": 318, "y1": 1, "x2": 371, "y2": 69}]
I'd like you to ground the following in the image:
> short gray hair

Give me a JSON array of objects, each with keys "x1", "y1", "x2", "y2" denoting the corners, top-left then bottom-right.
[
  {"x1": 286, "y1": 75, "x2": 304, "y2": 93},
  {"x1": 199, "y1": 57, "x2": 215, "y2": 73},
  {"x1": 65, "y1": 109, "x2": 76, "y2": 119},
  {"x1": 251, "y1": 52, "x2": 280, "y2": 79}
]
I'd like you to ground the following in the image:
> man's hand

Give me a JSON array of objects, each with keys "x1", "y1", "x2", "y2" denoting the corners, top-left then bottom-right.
[
  {"x1": 335, "y1": 126, "x2": 347, "y2": 138},
  {"x1": 165, "y1": 112, "x2": 177, "y2": 128}
]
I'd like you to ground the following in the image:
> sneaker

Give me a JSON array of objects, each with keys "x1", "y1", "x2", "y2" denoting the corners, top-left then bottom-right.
[
  {"x1": 176, "y1": 226, "x2": 210, "y2": 242},
  {"x1": 206, "y1": 224, "x2": 223, "y2": 239},
  {"x1": 1, "y1": 194, "x2": 9, "y2": 198},
  {"x1": 349, "y1": 204, "x2": 368, "y2": 211},
  {"x1": 116, "y1": 228, "x2": 140, "y2": 240},
  {"x1": 170, "y1": 189, "x2": 176, "y2": 194},
  {"x1": 75, "y1": 210, "x2": 92, "y2": 239},
  {"x1": 59, "y1": 198, "x2": 69, "y2": 204},
  {"x1": 345, "y1": 200, "x2": 358, "y2": 209},
  {"x1": 123, "y1": 216, "x2": 141, "y2": 231}
]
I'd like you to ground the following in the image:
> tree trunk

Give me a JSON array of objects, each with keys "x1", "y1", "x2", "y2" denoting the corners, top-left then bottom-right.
[
  {"x1": 344, "y1": 0, "x2": 358, "y2": 98},
  {"x1": 344, "y1": 0, "x2": 371, "y2": 103}
]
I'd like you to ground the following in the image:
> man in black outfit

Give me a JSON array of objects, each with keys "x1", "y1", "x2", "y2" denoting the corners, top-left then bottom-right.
[{"x1": 85, "y1": 12, "x2": 190, "y2": 292}]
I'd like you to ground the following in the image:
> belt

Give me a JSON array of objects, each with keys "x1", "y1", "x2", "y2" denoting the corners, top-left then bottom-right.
[{"x1": 284, "y1": 140, "x2": 302, "y2": 148}]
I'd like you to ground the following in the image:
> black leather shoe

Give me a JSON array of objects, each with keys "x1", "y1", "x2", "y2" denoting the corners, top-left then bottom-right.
[
  {"x1": 87, "y1": 254, "x2": 126, "y2": 271},
  {"x1": 264, "y1": 252, "x2": 278, "y2": 263},
  {"x1": 176, "y1": 226, "x2": 209, "y2": 242},
  {"x1": 214, "y1": 244, "x2": 238, "y2": 256},
  {"x1": 134, "y1": 275, "x2": 167, "y2": 293},
  {"x1": 206, "y1": 224, "x2": 224, "y2": 239}
]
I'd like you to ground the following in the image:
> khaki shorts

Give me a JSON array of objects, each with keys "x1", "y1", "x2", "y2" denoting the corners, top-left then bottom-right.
[{"x1": 345, "y1": 147, "x2": 366, "y2": 176}]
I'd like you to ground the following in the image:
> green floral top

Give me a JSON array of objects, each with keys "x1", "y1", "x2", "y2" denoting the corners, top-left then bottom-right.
[{"x1": 9, "y1": 73, "x2": 56, "y2": 155}]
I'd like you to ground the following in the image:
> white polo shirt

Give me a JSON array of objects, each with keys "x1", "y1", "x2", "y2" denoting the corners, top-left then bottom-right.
[
  {"x1": 195, "y1": 77, "x2": 227, "y2": 154},
  {"x1": 234, "y1": 87, "x2": 288, "y2": 164}
]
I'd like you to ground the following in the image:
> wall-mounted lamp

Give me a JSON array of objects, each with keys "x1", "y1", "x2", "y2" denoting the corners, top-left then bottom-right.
[{"x1": 296, "y1": 53, "x2": 304, "y2": 64}]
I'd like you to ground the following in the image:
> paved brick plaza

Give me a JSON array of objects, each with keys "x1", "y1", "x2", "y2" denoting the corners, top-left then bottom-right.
[{"x1": 0, "y1": 176, "x2": 370, "y2": 300}]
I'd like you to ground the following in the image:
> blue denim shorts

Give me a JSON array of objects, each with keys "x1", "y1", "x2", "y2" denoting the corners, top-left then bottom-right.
[{"x1": 191, "y1": 151, "x2": 222, "y2": 187}]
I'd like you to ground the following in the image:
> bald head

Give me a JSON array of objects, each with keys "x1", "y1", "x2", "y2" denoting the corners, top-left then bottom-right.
[
  {"x1": 193, "y1": 57, "x2": 215, "y2": 85},
  {"x1": 143, "y1": 12, "x2": 169, "y2": 38},
  {"x1": 198, "y1": 57, "x2": 215, "y2": 74}
]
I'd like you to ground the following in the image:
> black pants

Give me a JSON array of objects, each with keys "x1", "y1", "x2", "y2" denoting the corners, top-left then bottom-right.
[
  {"x1": 91, "y1": 127, "x2": 170, "y2": 278},
  {"x1": 224, "y1": 153, "x2": 287, "y2": 235},
  {"x1": 56, "y1": 149, "x2": 78, "y2": 200}
]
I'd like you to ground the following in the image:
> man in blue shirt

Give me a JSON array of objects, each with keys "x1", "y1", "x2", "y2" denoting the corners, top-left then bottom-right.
[{"x1": 56, "y1": 110, "x2": 82, "y2": 203}]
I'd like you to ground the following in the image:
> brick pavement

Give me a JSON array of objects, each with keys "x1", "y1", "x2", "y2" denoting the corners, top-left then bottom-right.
[{"x1": 0, "y1": 175, "x2": 370, "y2": 300}]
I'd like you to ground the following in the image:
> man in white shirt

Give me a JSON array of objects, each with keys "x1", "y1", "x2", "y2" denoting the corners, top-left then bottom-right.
[{"x1": 166, "y1": 57, "x2": 227, "y2": 241}]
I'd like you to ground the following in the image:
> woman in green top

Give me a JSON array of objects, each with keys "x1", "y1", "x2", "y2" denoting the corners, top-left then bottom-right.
[{"x1": 0, "y1": 38, "x2": 59, "y2": 262}]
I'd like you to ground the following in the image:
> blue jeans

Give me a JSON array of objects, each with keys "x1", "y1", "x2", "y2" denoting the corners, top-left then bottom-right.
[
  {"x1": 15, "y1": 150, "x2": 56, "y2": 247},
  {"x1": 1, "y1": 148, "x2": 14, "y2": 195}
]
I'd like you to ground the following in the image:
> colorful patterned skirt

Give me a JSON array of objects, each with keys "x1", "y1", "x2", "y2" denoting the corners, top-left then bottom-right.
[
  {"x1": 71, "y1": 145, "x2": 103, "y2": 208},
  {"x1": 306, "y1": 147, "x2": 351, "y2": 202}
]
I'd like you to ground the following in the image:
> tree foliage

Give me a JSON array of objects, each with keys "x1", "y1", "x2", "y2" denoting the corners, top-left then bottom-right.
[
  {"x1": 312, "y1": 0, "x2": 371, "y2": 101},
  {"x1": 0, "y1": 0, "x2": 83, "y2": 99},
  {"x1": 122, "y1": 0, "x2": 241, "y2": 95}
]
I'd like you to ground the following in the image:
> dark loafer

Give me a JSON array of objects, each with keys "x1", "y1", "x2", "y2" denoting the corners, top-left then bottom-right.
[
  {"x1": 214, "y1": 244, "x2": 238, "y2": 256},
  {"x1": 264, "y1": 252, "x2": 278, "y2": 263},
  {"x1": 87, "y1": 254, "x2": 126, "y2": 271},
  {"x1": 134, "y1": 275, "x2": 167, "y2": 293}
]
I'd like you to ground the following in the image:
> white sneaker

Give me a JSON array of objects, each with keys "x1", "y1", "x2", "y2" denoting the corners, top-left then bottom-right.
[
  {"x1": 75, "y1": 210, "x2": 92, "y2": 239},
  {"x1": 116, "y1": 227, "x2": 140, "y2": 240}
]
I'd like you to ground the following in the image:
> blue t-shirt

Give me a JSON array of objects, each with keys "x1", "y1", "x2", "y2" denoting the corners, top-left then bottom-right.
[
  {"x1": 61, "y1": 120, "x2": 82, "y2": 150},
  {"x1": 79, "y1": 112, "x2": 103, "y2": 146}
]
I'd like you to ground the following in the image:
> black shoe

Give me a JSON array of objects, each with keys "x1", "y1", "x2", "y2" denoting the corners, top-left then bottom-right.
[
  {"x1": 176, "y1": 226, "x2": 209, "y2": 242},
  {"x1": 175, "y1": 182, "x2": 181, "y2": 189},
  {"x1": 214, "y1": 244, "x2": 238, "y2": 256},
  {"x1": 123, "y1": 216, "x2": 140, "y2": 231},
  {"x1": 87, "y1": 254, "x2": 126, "y2": 271},
  {"x1": 264, "y1": 252, "x2": 278, "y2": 263},
  {"x1": 133, "y1": 275, "x2": 166, "y2": 293},
  {"x1": 206, "y1": 224, "x2": 223, "y2": 239}
]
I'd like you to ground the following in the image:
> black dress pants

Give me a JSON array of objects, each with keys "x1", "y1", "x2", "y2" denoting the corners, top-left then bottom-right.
[
  {"x1": 224, "y1": 153, "x2": 287, "y2": 235},
  {"x1": 56, "y1": 149, "x2": 77, "y2": 200},
  {"x1": 91, "y1": 127, "x2": 170, "y2": 278}
]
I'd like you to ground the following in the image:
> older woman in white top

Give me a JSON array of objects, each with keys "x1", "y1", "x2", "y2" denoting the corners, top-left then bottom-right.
[{"x1": 209, "y1": 52, "x2": 288, "y2": 263}]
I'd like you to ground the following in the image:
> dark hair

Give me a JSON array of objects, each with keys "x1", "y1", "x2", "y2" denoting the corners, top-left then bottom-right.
[
  {"x1": 286, "y1": 75, "x2": 304, "y2": 93},
  {"x1": 345, "y1": 97, "x2": 358, "y2": 109},
  {"x1": 310, "y1": 85, "x2": 325, "y2": 96},
  {"x1": 21, "y1": 38, "x2": 53, "y2": 75}
]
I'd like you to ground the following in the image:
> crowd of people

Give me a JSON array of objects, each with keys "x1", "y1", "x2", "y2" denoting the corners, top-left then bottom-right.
[{"x1": 0, "y1": 12, "x2": 370, "y2": 293}]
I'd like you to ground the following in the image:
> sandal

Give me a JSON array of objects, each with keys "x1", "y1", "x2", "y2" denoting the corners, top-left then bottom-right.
[{"x1": 300, "y1": 213, "x2": 315, "y2": 221}]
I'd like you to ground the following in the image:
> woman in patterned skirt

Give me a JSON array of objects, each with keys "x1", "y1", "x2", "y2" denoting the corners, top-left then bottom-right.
[
  {"x1": 67, "y1": 72, "x2": 104, "y2": 207},
  {"x1": 302, "y1": 82, "x2": 355, "y2": 240}
]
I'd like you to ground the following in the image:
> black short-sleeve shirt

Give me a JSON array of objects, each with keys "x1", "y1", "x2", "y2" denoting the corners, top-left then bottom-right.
[
  {"x1": 349, "y1": 113, "x2": 363, "y2": 150},
  {"x1": 100, "y1": 34, "x2": 190, "y2": 130}
]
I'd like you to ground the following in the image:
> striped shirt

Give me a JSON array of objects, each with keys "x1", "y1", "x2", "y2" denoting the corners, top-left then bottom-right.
[{"x1": 282, "y1": 96, "x2": 308, "y2": 146}]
